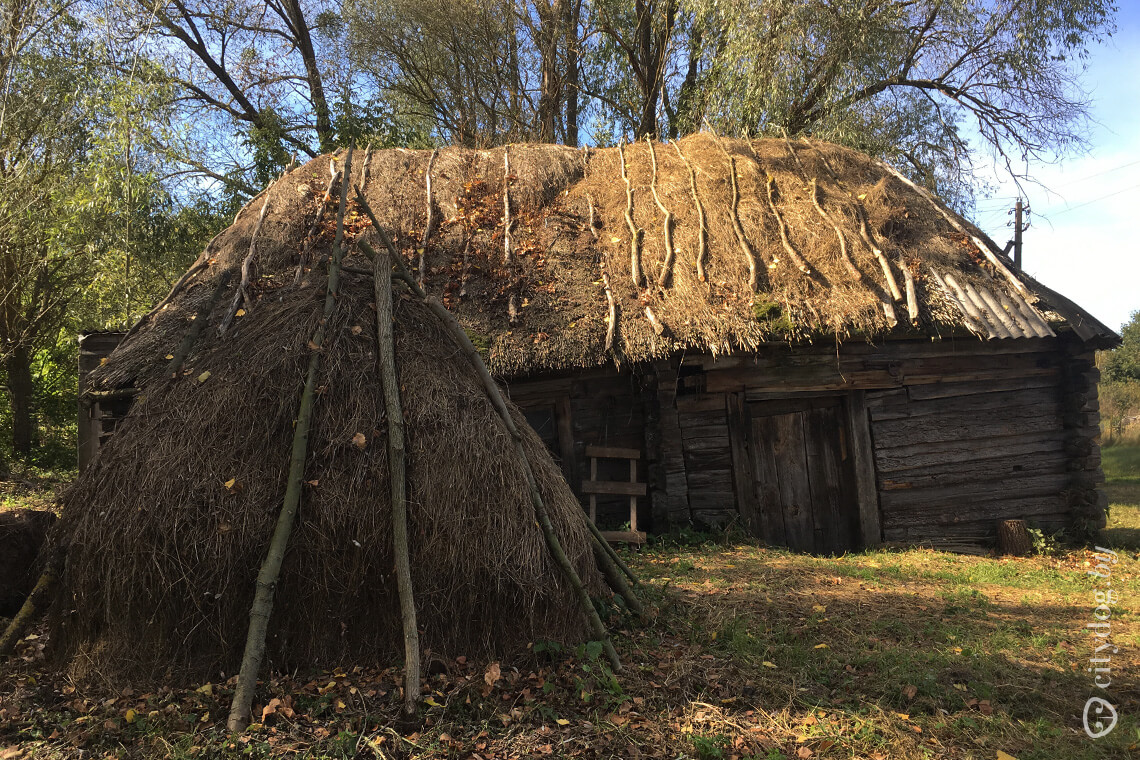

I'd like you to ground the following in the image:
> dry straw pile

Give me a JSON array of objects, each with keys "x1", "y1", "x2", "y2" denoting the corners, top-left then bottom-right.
[{"x1": 57, "y1": 133, "x2": 1049, "y2": 684}]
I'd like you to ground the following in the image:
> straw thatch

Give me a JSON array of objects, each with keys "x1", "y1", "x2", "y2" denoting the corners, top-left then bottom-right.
[{"x1": 57, "y1": 133, "x2": 1084, "y2": 682}]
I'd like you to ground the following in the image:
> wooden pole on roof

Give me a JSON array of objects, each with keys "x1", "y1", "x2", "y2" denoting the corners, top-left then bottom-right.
[
  {"x1": 354, "y1": 188, "x2": 625, "y2": 672},
  {"x1": 227, "y1": 148, "x2": 354, "y2": 734}
]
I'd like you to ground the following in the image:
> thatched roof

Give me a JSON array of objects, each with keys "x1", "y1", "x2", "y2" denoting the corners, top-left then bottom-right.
[
  {"x1": 89, "y1": 134, "x2": 1115, "y2": 395},
  {"x1": 60, "y1": 134, "x2": 1118, "y2": 681}
]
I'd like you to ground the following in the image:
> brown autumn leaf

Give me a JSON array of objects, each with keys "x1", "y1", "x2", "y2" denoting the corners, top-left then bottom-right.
[
  {"x1": 262, "y1": 698, "x2": 282, "y2": 722},
  {"x1": 352, "y1": 432, "x2": 367, "y2": 449},
  {"x1": 979, "y1": 699, "x2": 993, "y2": 716},
  {"x1": 484, "y1": 662, "x2": 501, "y2": 687},
  {"x1": 796, "y1": 747, "x2": 813, "y2": 759},
  {"x1": 903, "y1": 684, "x2": 918, "y2": 700}
]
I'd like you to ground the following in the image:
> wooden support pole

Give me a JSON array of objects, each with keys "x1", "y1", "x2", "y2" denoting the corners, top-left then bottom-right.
[
  {"x1": 373, "y1": 243, "x2": 421, "y2": 715},
  {"x1": 355, "y1": 192, "x2": 623, "y2": 671},
  {"x1": 418, "y1": 148, "x2": 439, "y2": 287},
  {"x1": 220, "y1": 195, "x2": 271, "y2": 334},
  {"x1": 227, "y1": 148, "x2": 353, "y2": 733},
  {"x1": 618, "y1": 142, "x2": 645, "y2": 288},
  {"x1": 672, "y1": 141, "x2": 707, "y2": 283},
  {"x1": 646, "y1": 138, "x2": 676, "y2": 288}
]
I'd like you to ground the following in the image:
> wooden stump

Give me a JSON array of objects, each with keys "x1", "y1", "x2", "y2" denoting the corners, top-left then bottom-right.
[{"x1": 997, "y1": 519, "x2": 1031, "y2": 556}]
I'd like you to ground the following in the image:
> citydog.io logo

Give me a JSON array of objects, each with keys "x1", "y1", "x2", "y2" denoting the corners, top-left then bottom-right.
[{"x1": 1084, "y1": 546, "x2": 1120, "y2": 739}]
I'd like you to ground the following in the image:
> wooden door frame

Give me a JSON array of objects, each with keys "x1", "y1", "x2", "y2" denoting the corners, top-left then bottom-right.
[{"x1": 727, "y1": 390, "x2": 883, "y2": 549}]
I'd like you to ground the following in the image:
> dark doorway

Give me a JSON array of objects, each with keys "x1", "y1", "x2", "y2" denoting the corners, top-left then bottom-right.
[{"x1": 746, "y1": 397, "x2": 861, "y2": 554}]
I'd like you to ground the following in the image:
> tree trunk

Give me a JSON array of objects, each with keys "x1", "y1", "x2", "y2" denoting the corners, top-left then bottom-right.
[
  {"x1": 6, "y1": 346, "x2": 34, "y2": 456},
  {"x1": 282, "y1": 0, "x2": 334, "y2": 152},
  {"x1": 535, "y1": 0, "x2": 565, "y2": 142},
  {"x1": 997, "y1": 519, "x2": 1031, "y2": 556},
  {"x1": 563, "y1": 0, "x2": 580, "y2": 146}
]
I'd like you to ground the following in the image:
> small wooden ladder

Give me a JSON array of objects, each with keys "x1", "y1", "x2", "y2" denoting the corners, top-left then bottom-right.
[{"x1": 581, "y1": 445, "x2": 647, "y2": 544}]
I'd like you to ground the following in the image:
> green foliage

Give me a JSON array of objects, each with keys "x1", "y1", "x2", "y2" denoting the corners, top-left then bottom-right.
[
  {"x1": 1103, "y1": 311, "x2": 1140, "y2": 383},
  {"x1": 681, "y1": 0, "x2": 1117, "y2": 203}
]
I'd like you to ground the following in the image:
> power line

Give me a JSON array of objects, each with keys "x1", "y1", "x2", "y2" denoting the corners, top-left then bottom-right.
[{"x1": 1043, "y1": 182, "x2": 1140, "y2": 218}]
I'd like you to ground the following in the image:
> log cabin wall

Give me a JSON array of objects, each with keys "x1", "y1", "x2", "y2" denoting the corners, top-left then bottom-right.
[
  {"x1": 505, "y1": 334, "x2": 1108, "y2": 552},
  {"x1": 675, "y1": 335, "x2": 1106, "y2": 550}
]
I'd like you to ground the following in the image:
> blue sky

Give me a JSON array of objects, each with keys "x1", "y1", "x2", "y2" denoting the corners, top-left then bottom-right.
[{"x1": 972, "y1": 4, "x2": 1140, "y2": 333}]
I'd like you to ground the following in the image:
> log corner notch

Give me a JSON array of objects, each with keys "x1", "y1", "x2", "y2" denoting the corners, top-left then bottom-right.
[{"x1": 1061, "y1": 342, "x2": 1109, "y2": 540}]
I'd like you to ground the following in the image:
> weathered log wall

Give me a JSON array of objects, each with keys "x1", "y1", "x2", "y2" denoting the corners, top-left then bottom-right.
[
  {"x1": 507, "y1": 370, "x2": 651, "y2": 532},
  {"x1": 507, "y1": 334, "x2": 1108, "y2": 551}
]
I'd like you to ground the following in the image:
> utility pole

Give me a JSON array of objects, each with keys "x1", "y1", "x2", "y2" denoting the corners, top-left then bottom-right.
[{"x1": 1007, "y1": 198, "x2": 1030, "y2": 268}]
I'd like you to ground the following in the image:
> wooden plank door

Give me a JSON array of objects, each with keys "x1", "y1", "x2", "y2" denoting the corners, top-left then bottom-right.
[{"x1": 747, "y1": 398, "x2": 861, "y2": 554}]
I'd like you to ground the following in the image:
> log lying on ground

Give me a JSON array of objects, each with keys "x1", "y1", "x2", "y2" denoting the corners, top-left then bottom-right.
[{"x1": 0, "y1": 547, "x2": 63, "y2": 659}]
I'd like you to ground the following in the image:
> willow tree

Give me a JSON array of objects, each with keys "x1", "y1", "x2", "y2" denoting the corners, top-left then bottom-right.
[{"x1": 680, "y1": 0, "x2": 1116, "y2": 201}]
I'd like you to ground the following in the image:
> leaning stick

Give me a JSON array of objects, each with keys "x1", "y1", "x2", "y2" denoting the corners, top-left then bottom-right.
[
  {"x1": 219, "y1": 196, "x2": 271, "y2": 334},
  {"x1": 646, "y1": 138, "x2": 676, "y2": 287},
  {"x1": 418, "y1": 148, "x2": 439, "y2": 287},
  {"x1": 874, "y1": 159, "x2": 1028, "y2": 295},
  {"x1": 600, "y1": 257, "x2": 618, "y2": 354},
  {"x1": 228, "y1": 148, "x2": 354, "y2": 733},
  {"x1": 373, "y1": 241, "x2": 421, "y2": 715},
  {"x1": 586, "y1": 520, "x2": 638, "y2": 585},
  {"x1": 929, "y1": 268, "x2": 985, "y2": 336},
  {"x1": 644, "y1": 306, "x2": 666, "y2": 336},
  {"x1": 355, "y1": 193, "x2": 622, "y2": 672},
  {"x1": 764, "y1": 176, "x2": 812, "y2": 275},
  {"x1": 0, "y1": 548, "x2": 63, "y2": 659},
  {"x1": 810, "y1": 180, "x2": 897, "y2": 325},
  {"x1": 293, "y1": 161, "x2": 343, "y2": 285},
  {"x1": 360, "y1": 143, "x2": 373, "y2": 192},
  {"x1": 167, "y1": 271, "x2": 232, "y2": 378},
  {"x1": 618, "y1": 142, "x2": 645, "y2": 288},
  {"x1": 117, "y1": 260, "x2": 210, "y2": 347},
  {"x1": 591, "y1": 541, "x2": 644, "y2": 616},
  {"x1": 673, "y1": 142, "x2": 707, "y2": 283},
  {"x1": 896, "y1": 257, "x2": 920, "y2": 324}
]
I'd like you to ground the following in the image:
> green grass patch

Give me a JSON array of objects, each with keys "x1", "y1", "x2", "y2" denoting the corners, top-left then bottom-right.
[{"x1": 1103, "y1": 443, "x2": 1140, "y2": 482}]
